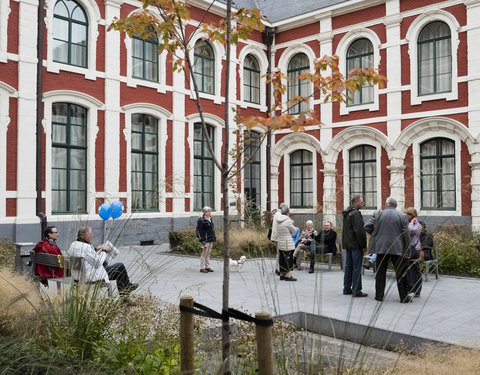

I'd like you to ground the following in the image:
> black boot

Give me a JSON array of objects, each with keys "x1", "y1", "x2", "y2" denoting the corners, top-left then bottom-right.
[{"x1": 309, "y1": 260, "x2": 315, "y2": 273}]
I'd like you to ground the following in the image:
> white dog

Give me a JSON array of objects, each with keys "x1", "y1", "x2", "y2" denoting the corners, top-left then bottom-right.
[{"x1": 229, "y1": 255, "x2": 247, "y2": 271}]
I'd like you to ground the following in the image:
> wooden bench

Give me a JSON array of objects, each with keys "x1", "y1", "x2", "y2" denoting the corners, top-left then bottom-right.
[{"x1": 30, "y1": 251, "x2": 114, "y2": 295}]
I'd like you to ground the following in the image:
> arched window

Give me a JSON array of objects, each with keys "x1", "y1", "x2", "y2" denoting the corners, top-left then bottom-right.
[
  {"x1": 244, "y1": 131, "x2": 261, "y2": 205},
  {"x1": 290, "y1": 150, "x2": 313, "y2": 208},
  {"x1": 193, "y1": 40, "x2": 215, "y2": 94},
  {"x1": 51, "y1": 103, "x2": 87, "y2": 213},
  {"x1": 132, "y1": 32, "x2": 158, "y2": 82},
  {"x1": 418, "y1": 21, "x2": 452, "y2": 95},
  {"x1": 131, "y1": 114, "x2": 158, "y2": 211},
  {"x1": 53, "y1": 0, "x2": 88, "y2": 68},
  {"x1": 287, "y1": 54, "x2": 309, "y2": 115},
  {"x1": 420, "y1": 138, "x2": 455, "y2": 209},
  {"x1": 349, "y1": 145, "x2": 376, "y2": 209},
  {"x1": 194, "y1": 123, "x2": 214, "y2": 210},
  {"x1": 346, "y1": 38, "x2": 373, "y2": 106},
  {"x1": 244, "y1": 54, "x2": 260, "y2": 104}
]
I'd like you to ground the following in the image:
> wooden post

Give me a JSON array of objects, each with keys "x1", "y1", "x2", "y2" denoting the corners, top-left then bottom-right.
[
  {"x1": 255, "y1": 312, "x2": 274, "y2": 375},
  {"x1": 180, "y1": 295, "x2": 195, "y2": 374}
]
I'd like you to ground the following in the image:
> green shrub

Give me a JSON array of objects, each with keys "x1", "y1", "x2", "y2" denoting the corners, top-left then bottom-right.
[
  {"x1": 434, "y1": 225, "x2": 480, "y2": 277},
  {"x1": 0, "y1": 239, "x2": 15, "y2": 270},
  {"x1": 169, "y1": 228, "x2": 276, "y2": 259}
]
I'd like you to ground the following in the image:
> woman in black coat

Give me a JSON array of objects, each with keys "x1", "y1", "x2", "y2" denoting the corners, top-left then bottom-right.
[{"x1": 196, "y1": 206, "x2": 216, "y2": 273}]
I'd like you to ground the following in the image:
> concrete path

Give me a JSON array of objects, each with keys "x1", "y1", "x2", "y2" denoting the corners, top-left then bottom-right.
[{"x1": 116, "y1": 245, "x2": 480, "y2": 349}]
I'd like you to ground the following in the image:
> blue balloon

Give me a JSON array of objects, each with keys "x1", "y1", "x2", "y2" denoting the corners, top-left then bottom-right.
[
  {"x1": 111, "y1": 200, "x2": 124, "y2": 219},
  {"x1": 98, "y1": 203, "x2": 112, "y2": 220}
]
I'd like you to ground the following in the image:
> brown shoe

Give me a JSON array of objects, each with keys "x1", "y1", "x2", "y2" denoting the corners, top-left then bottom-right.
[
  {"x1": 206, "y1": 268, "x2": 214, "y2": 272},
  {"x1": 200, "y1": 269, "x2": 208, "y2": 273},
  {"x1": 353, "y1": 292, "x2": 368, "y2": 298}
]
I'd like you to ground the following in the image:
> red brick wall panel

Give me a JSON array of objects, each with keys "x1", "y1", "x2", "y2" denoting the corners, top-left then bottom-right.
[
  {"x1": 0, "y1": 62, "x2": 18, "y2": 89},
  {"x1": 461, "y1": 141, "x2": 472, "y2": 216},
  {"x1": 165, "y1": 119, "x2": 173, "y2": 193},
  {"x1": 95, "y1": 110, "x2": 105, "y2": 192},
  {"x1": 166, "y1": 197, "x2": 172, "y2": 212},
  {"x1": 332, "y1": 4, "x2": 385, "y2": 29},
  {"x1": 44, "y1": 72, "x2": 105, "y2": 103},
  {"x1": 404, "y1": 146, "x2": 414, "y2": 208},
  {"x1": 7, "y1": 1, "x2": 19, "y2": 55},
  {"x1": 317, "y1": 153, "x2": 324, "y2": 211},
  {"x1": 119, "y1": 112, "x2": 126, "y2": 192},
  {"x1": 275, "y1": 23, "x2": 320, "y2": 45},
  {"x1": 278, "y1": 157, "x2": 284, "y2": 203},
  {"x1": 97, "y1": 25, "x2": 105, "y2": 73},
  {"x1": 336, "y1": 153, "x2": 344, "y2": 213},
  {"x1": 6, "y1": 97, "x2": 17, "y2": 191},
  {"x1": 184, "y1": 123, "x2": 190, "y2": 193},
  {"x1": 6, "y1": 198, "x2": 16, "y2": 217},
  {"x1": 381, "y1": 147, "x2": 390, "y2": 204}
]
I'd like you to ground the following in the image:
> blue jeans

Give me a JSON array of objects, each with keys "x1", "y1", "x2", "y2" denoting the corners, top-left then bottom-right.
[{"x1": 343, "y1": 249, "x2": 364, "y2": 295}]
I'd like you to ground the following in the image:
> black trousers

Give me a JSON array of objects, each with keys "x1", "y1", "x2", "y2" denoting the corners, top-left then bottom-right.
[
  {"x1": 375, "y1": 254, "x2": 409, "y2": 302},
  {"x1": 406, "y1": 260, "x2": 423, "y2": 296},
  {"x1": 279, "y1": 250, "x2": 294, "y2": 274},
  {"x1": 105, "y1": 262, "x2": 131, "y2": 292}
]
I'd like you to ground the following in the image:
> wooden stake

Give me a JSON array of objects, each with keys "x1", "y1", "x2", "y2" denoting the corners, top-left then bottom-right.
[
  {"x1": 255, "y1": 312, "x2": 274, "y2": 375},
  {"x1": 180, "y1": 295, "x2": 195, "y2": 374}
]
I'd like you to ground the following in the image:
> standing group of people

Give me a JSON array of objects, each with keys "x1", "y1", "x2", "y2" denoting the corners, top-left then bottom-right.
[
  {"x1": 33, "y1": 225, "x2": 138, "y2": 295},
  {"x1": 345, "y1": 195, "x2": 430, "y2": 303}
]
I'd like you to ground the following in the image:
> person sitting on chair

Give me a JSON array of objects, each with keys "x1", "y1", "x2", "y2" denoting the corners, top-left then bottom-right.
[
  {"x1": 309, "y1": 221, "x2": 337, "y2": 273},
  {"x1": 33, "y1": 226, "x2": 64, "y2": 286},
  {"x1": 67, "y1": 226, "x2": 137, "y2": 295},
  {"x1": 292, "y1": 220, "x2": 317, "y2": 270}
]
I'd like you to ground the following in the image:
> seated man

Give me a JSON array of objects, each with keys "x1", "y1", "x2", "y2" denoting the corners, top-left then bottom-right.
[
  {"x1": 67, "y1": 226, "x2": 137, "y2": 295},
  {"x1": 33, "y1": 225, "x2": 64, "y2": 286},
  {"x1": 292, "y1": 220, "x2": 317, "y2": 270},
  {"x1": 309, "y1": 221, "x2": 337, "y2": 273}
]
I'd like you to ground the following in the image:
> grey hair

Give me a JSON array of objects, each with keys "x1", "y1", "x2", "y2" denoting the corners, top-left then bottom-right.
[
  {"x1": 279, "y1": 203, "x2": 289, "y2": 215},
  {"x1": 306, "y1": 220, "x2": 313, "y2": 225},
  {"x1": 77, "y1": 226, "x2": 92, "y2": 242},
  {"x1": 202, "y1": 206, "x2": 212, "y2": 214},
  {"x1": 385, "y1": 197, "x2": 397, "y2": 207}
]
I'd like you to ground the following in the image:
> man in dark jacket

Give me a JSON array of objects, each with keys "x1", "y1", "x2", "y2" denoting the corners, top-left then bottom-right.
[
  {"x1": 309, "y1": 221, "x2": 337, "y2": 273},
  {"x1": 196, "y1": 206, "x2": 216, "y2": 273},
  {"x1": 342, "y1": 195, "x2": 368, "y2": 297}
]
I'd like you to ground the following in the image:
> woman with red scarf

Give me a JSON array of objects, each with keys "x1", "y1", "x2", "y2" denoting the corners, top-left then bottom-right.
[{"x1": 33, "y1": 226, "x2": 64, "y2": 285}]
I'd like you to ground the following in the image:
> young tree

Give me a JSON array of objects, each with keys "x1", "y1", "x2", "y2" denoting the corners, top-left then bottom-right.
[{"x1": 109, "y1": 1, "x2": 385, "y2": 372}]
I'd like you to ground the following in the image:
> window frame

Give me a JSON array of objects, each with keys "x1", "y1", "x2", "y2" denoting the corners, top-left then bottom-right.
[
  {"x1": 243, "y1": 131, "x2": 262, "y2": 206},
  {"x1": 51, "y1": 102, "x2": 87, "y2": 214},
  {"x1": 289, "y1": 149, "x2": 313, "y2": 209},
  {"x1": 420, "y1": 138, "x2": 456, "y2": 210},
  {"x1": 131, "y1": 34, "x2": 159, "y2": 82},
  {"x1": 131, "y1": 114, "x2": 159, "y2": 212},
  {"x1": 348, "y1": 145, "x2": 377, "y2": 209},
  {"x1": 417, "y1": 21, "x2": 452, "y2": 96},
  {"x1": 346, "y1": 38, "x2": 374, "y2": 107},
  {"x1": 243, "y1": 54, "x2": 261, "y2": 105},
  {"x1": 287, "y1": 53, "x2": 310, "y2": 115},
  {"x1": 52, "y1": 0, "x2": 89, "y2": 68},
  {"x1": 193, "y1": 123, "x2": 215, "y2": 211},
  {"x1": 193, "y1": 40, "x2": 215, "y2": 95}
]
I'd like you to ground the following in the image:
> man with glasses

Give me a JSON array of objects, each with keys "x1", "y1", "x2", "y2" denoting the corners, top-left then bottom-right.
[{"x1": 33, "y1": 226, "x2": 64, "y2": 285}]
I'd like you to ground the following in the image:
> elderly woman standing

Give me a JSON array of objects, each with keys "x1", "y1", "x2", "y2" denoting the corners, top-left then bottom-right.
[
  {"x1": 404, "y1": 207, "x2": 423, "y2": 297},
  {"x1": 196, "y1": 206, "x2": 216, "y2": 273},
  {"x1": 275, "y1": 204, "x2": 297, "y2": 281}
]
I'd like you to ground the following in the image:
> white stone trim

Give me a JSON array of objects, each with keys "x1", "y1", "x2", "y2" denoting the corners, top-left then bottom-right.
[
  {"x1": 271, "y1": 132, "x2": 323, "y2": 211},
  {"x1": 0, "y1": 0, "x2": 10, "y2": 63},
  {"x1": 0, "y1": 82, "x2": 16, "y2": 218},
  {"x1": 42, "y1": 90, "x2": 103, "y2": 216},
  {"x1": 238, "y1": 44, "x2": 268, "y2": 111},
  {"x1": 188, "y1": 33, "x2": 225, "y2": 103},
  {"x1": 45, "y1": 0, "x2": 102, "y2": 80},
  {"x1": 186, "y1": 113, "x2": 224, "y2": 212},
  {"x1": 405, "y1": 10, "x2": 460, "y2": 106},
  {"x1": 394, "y1": 117, "x2": 475, "y2": 216},
  {"x1": 121, "y1": 103, "x2": 172, "y2": 214},
  {"x1": 276, "y1": 44, "x2": 316, "y2": 114},
  {"x1": 335, "y1": 28, "x2": 382, "y2": 114}
]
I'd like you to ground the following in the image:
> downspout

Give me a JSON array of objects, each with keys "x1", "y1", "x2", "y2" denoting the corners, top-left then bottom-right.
[
  {"x1": 36, "y1": 0, "x2": 47, "y2": 236},
  {"x1": 262, "y1": 26, "x2": 276, "y2": 213}
]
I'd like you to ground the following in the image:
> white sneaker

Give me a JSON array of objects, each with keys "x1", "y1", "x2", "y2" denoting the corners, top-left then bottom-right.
[{"x1": 407, "y1": 292, "x2": 415, "y2": 298}]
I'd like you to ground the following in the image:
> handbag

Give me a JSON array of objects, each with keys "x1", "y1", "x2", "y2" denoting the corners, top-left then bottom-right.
[{"x1": 405, "y1": 244, "x2": 420, "y2": 260}]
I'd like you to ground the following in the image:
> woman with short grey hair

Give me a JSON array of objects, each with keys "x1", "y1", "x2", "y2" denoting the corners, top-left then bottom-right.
[{"x1": 196, "y1": 206, "x2": 216, "y2": 273}]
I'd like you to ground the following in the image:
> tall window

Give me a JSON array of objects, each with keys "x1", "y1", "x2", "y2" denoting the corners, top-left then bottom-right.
[
  {"x1": 132, "y1": 33, "x2": 158, "y2": 82},
  {"x1": 193, "y1": 40, "x2": 214, "y2": 94},
  {"x1": 290, "y1": 150, "x2": 313, "y2": 208},
  {"x1": 51, "y1": 103, "x2": 87, "y2": 214},
  {"x1": 287, "y1": 54, "x2": 309, "y2": 114},
  {"x1": 53, "y1": 0, "x2": 88, "y2": 68},
  {"x1": 244, "y1": 131, "x2": 261, "y2": 205},
  {"x1": 244, "y1": 54, "x2": 260, "y2": 104},
  {"x1": 349, "y1": 145, "x2": 377, "y2": 209},
  {"x1": 131, "y1": 114, "x2": 158, "y2": 211},
  {"x1": 418, "y1": 21, "x2": 452, "y2": 95},
  {"x1": 346, "y1": 38, "x2": 374, "y2": 106},
  {"x1": 420, "y1": 138, "x2": 455, "y2": 210},
  {"x1": 194, "y1": 123, "x2": 214, "y2": 211}
]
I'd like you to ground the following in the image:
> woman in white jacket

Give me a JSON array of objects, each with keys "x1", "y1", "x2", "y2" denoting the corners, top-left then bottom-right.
[
  {"x1": 67, "y1": 226, "x2": 137, "y2": 295},
  {"x1": 274, "y1": 205, "x2": 297, "y2": 281}
]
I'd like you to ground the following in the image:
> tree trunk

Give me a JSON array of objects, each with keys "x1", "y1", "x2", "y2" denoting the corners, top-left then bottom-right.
[{"x1": 221, "y1": 1, "x2": 232, "y2": 374}]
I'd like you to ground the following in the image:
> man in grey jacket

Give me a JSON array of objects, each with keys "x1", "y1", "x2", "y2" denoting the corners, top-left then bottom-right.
[{"x1": 364, "y1": 197, "x2": 411, "y2": 303}]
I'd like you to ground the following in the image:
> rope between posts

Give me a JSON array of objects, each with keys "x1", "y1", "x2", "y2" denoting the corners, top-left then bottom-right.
[{"x1": 179, "y1": 302, "x2": 274, "y2": 327}]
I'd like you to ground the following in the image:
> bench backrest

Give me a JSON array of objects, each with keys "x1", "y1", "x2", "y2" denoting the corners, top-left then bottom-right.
[{"x1": 30, "y1": 251, "x2": 84, "y2": 278}]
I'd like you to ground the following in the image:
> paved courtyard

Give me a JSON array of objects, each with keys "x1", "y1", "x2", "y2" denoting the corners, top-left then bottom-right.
[{"x1": 116, "y1": 245, "x2": 480, "y2": 349}]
